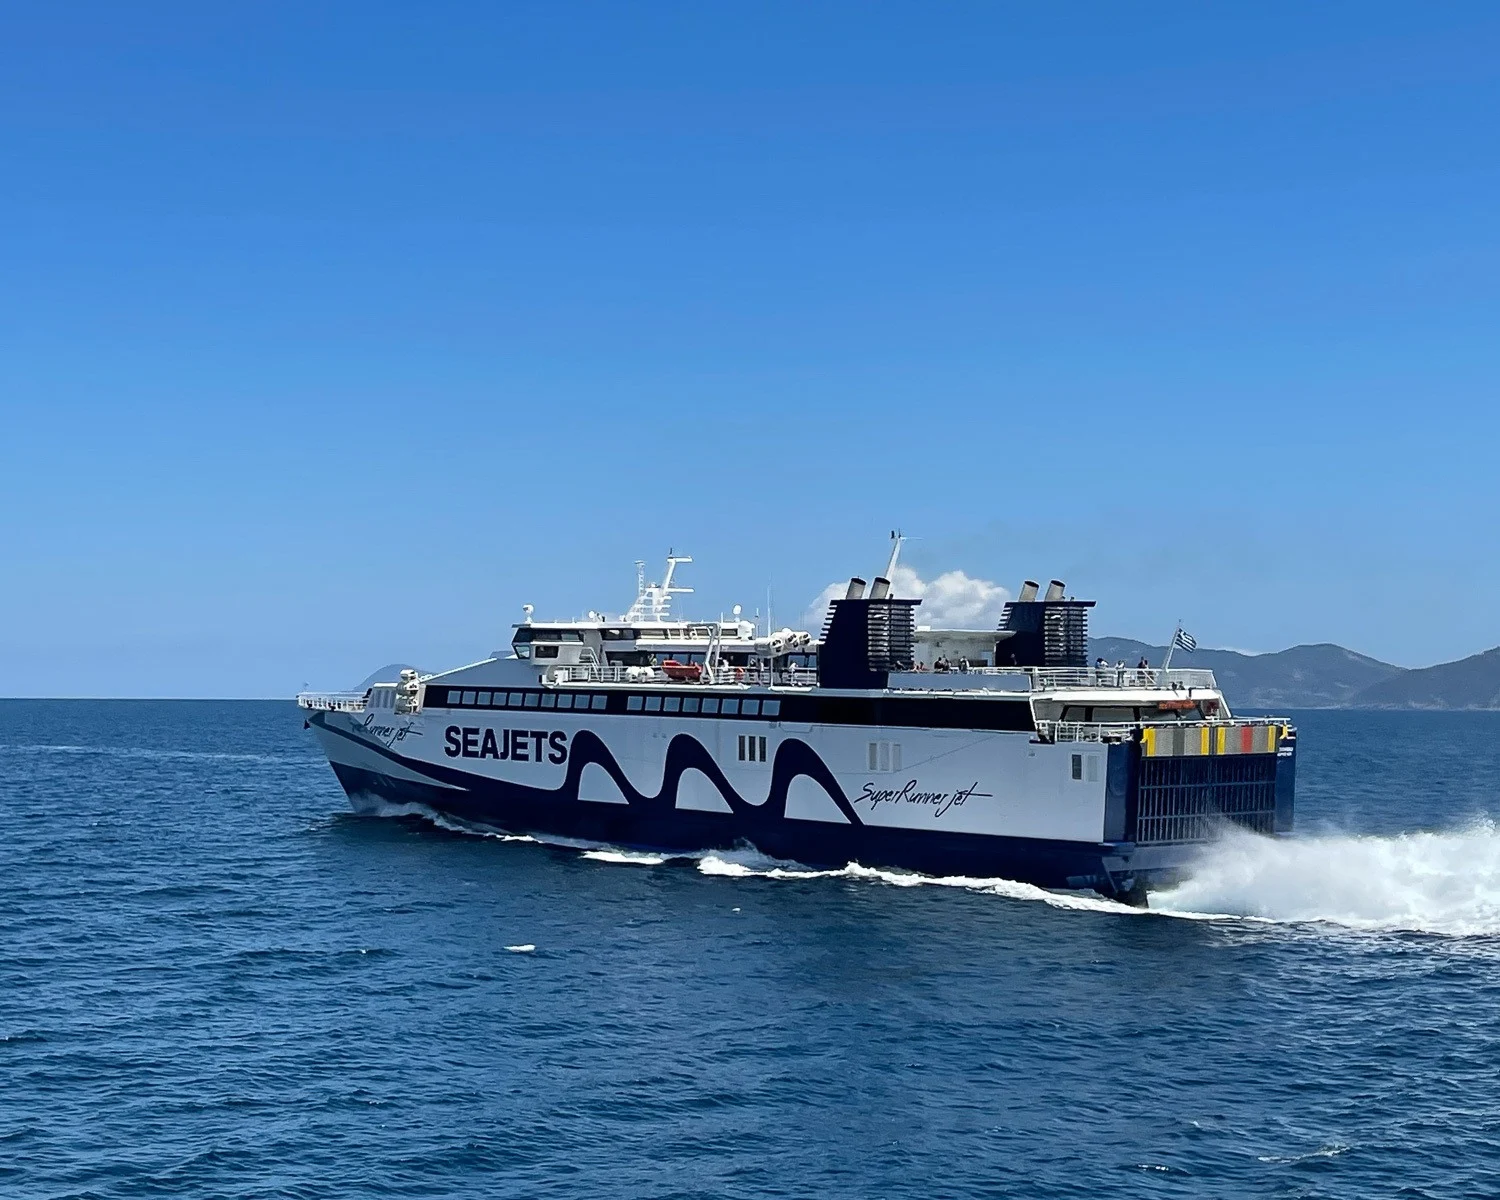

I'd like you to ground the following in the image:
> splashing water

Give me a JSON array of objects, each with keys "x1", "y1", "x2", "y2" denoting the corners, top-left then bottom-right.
[
  {"x1": 693, "y1": 848, "x2": 1144, "y2": 914},
  {"x1": 1153, "y1": 822, "x2": 1500, "y2": 935},
  {"x1": 350, "y1": 795, "x2": 1500, "y2": 935}
]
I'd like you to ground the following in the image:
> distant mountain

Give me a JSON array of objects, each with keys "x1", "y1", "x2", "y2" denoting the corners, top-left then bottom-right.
[
  {"x1": 1090, "y1": 638, "x2": 1406, "y2": 709},
  {"x1": 1349, "y1": 647, "x2": 1500, "y2": 710}
]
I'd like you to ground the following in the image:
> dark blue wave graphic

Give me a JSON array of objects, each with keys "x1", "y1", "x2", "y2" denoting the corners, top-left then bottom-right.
[{"x1": 314, "y1": 716, "x2": 862, "y2": 826}]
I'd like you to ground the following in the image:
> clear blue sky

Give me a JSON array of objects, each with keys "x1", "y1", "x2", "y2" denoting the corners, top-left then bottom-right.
[{"x1": 4, "y1": 3, "x2": 1498, "y2": 696}]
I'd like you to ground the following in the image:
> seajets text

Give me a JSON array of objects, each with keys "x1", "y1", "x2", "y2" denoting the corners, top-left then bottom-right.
[
  {"x1": 857, "y1": 780, "x2": 991, "y2": 819},
  {"x1": 444, "y1": 726, "x2": 568, "y2": 764}
]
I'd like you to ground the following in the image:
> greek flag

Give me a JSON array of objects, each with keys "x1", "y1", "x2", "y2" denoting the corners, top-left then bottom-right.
[{"x1": 1173, "y1": 628, "x2": 1198, "y2": 653}]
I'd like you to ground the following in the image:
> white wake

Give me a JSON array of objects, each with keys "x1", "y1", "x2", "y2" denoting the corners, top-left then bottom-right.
[
  {"x1": 1151, "y1": 822, "x2": 1500, "y2": 936},
  {"x1": 349, "y1": 795, "x2": 1500, "y2": 935}
]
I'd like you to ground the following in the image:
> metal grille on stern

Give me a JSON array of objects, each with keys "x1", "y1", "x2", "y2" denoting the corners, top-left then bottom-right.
[{"x1": 1135, "y1": 754, "x2": 1279, "y2": 844}]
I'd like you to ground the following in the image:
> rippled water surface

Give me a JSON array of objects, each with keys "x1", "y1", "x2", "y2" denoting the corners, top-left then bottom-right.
[{"x1": 5, "y1": 702, "x2": 1500, "y2": 1198}]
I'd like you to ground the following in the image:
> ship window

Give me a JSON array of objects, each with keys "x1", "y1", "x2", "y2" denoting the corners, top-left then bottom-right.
[
  {"x1": 741, "y1": 699, "x2": 761, "y2": 717},
  {"x1": 535, "y1": 645, "x2": 559, "y2": 659},
  {"x1": 508, "y1": 692, "x2": 524, "y2": 707},
  {"x1": 645, "y1": 695, "x2": 662, "y2": 712},
  {"x1": 762, "y1": 699, "x2": 781, "y2": 718},
  {"x1": 1071, "y1": 754, "x2": 1084, "y2": 781},
  {"x1": 1090, "y1": 707, "x2": 1135, "y2": 723},
  {"x1": 702, "y1": 698, "x2": 720, "y2": 714},
  {"x1": 721, "y1": 699, "x2": 740, "y2": 715},
  {"x1": 515, "y1": 628, "x2": 583, "y2": 643},
  {"x1": 541, "y1": 693, "x2": 557, "y2": 708},
  {"x1": 664, "y1": 696, "x2": 681, "y2": 712},
  {"x1": 475, "y1": 691, "x2": 489, "y2": 706},
  {"x1": 556, "y1": 694, "x2": 573, "y2": 709},
  {"x1": 758, "y1": 736, "x2": 768, "y2": 762},
  {"x1": 1087, "y1": 755, "x2": 1101, "y2": 783},
  {"x1": 523, "y1": 693, "x2": 540, "y2": 709},
  {"x1": 867, "y1": 740, "x2": 901, "y2": 772},
  {"x1": 462, "y1": 691, "x2": 477, "y2": 706},
  {"x1": 591, "y1": 695, "x2": 607, "y2": 710},
  {"x1": 627, "y1": 695, "x2": 644, "y2": 711},
  {"x1": 737, "y1": 735, "x2": 746, "y2": 760},
  {"x1": 683, "y1": 696, "x2": 700, "y2": 713}
]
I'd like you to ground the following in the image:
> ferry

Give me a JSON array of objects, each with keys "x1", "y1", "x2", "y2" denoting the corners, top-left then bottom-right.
[{"x1": 298, "y1": 541, "x2": 1295, "y2": 905}]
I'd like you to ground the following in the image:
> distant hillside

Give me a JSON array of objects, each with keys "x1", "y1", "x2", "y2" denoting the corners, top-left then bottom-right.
[
  {"x1": 1091, "y1": 638, "x2": 1406, "y2": 709},
  {"x1": 1349, "y1": 647, "x2": 1500, "y2": 710}
]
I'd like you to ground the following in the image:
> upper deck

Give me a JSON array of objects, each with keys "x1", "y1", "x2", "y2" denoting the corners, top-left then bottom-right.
[{"x1": 295, "y1": 546, "x2": 1284, "y2": 745}]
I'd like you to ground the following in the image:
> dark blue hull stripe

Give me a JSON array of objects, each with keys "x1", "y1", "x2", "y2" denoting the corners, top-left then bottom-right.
[{"x1": 313, "y1": 715, "x2": 1138, "y2": 891}]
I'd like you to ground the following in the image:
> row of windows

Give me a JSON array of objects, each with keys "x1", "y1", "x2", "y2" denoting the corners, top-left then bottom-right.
[
  {"x1": 625, "y1": 694, "x2": 781, "y2": 718},
  {"x1": 738, "y1": 735, "x2": 769, "y2": 763},
  {"x1": 1059, "y1": 705, "x2": 1205, "y2": 723},
  {"x1": 511, "y1": 627, "x2": 585, "y2": 644},
  {"x1": 430, "y1": 688, "x2": 1036, "y2": 732},
  {"x1": 436, "y1": 688, "x2": 782, "y2": 719},
  {"x1": 1069, "y1": 752, "x2": 1102, "y2": 783},
  {"x1": 445, "y1": 689, "x2": 609, "y2": 711}
]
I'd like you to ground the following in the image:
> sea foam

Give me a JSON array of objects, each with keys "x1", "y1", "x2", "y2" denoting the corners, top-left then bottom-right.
[
  {"x1": 1152, "y1": 821, "x2": 1500, "y2": 936},
  {"x1": 353, "y1": 797, "x2": 1500, "y2": 935}
]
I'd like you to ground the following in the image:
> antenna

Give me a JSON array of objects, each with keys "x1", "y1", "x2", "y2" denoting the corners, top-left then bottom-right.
[
  {"x1": 883, "y1": 529, "x2": 905, "y2": 582},
  {"x1": 625, "y1": 552, "x2": 695, "y2": 622}
]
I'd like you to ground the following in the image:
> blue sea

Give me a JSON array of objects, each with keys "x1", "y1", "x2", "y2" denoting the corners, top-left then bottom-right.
[{"x1": 4, "y1": 702, "x2": 1500, "y2": 1199}]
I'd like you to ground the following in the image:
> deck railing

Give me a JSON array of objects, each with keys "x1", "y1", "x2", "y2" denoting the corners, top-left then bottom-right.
[
  {"x1": 1034, "y1": 721, "x2": 1141, "y2": 743},
  {"x1": 296, "y1": 691, "x2": 369, "y2": 713},
  {"x1": 551, "y1": 663, "x2": 820, "y2": 688},
  {"x1": 1035, "y1": 715, "x2": 1291, "y2": 744},
  {"x1": 950, "y1": 666, "x2": 1217, "y2": 691}
]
